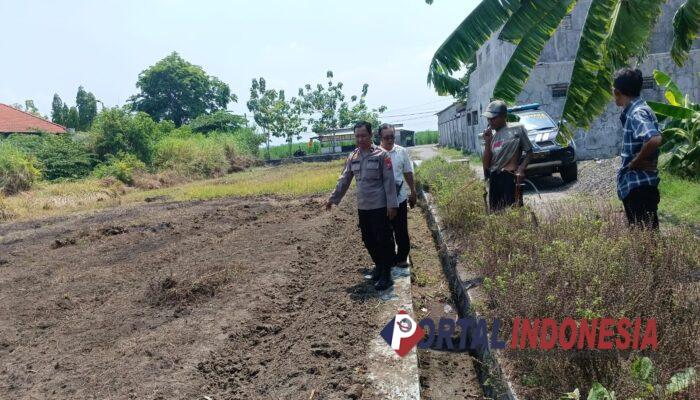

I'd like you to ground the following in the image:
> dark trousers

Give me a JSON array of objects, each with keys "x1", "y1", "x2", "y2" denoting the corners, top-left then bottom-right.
[
  {"x1": 390, "y1": 200, "x2": 410, "y2": 264},
  {"x1": 623, "y1": 185, "x2": 660, "y2": 229},
  {"x1": 488, "y1": 171, "x2": 520, "y2": 211},
  {"x1": 358, "y1": 207, "x2": 396, "y2": 268}
]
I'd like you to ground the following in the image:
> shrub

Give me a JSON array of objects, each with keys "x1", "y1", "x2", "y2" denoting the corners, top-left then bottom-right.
[
  {"x1": 91, "y1": 108, "x2": 156, "y2": 164},
  {"x1": 153, "y1": 134, "x2": 229, "y2": 178},
  {"x1": 415, "y1": 156, "x2": 485, "y2": 231},
  {"x1": 0, "y1": 194, "x2": 14, "y2": 221},
  {"x1": 4, "y1": 133, "x2": 94, "y2": 181},
  {"x1": 0, "y1": 143, "x2": 41, "y2": 195},
  {"x1": 416, "y1": 159, "x2": 700, "y2": 400},
  {"x1": 229, "y1": 127, "x2": 264, "y2": 157},
  {"x1": 93, "y1": 153, "x2": 145, "y2": 185}
]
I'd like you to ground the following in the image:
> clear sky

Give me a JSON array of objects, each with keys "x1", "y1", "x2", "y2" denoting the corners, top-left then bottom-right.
[{"x1": 0, "y1": 0, "x2": 476, "y2": 140}]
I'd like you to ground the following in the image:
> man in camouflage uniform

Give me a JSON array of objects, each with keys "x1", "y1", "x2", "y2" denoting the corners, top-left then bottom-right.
[
  {"x1": 481, "y1": 100, "x2": 534, "y2": 211},
  {"x1": 325, "y1": 121, "x2": 398, "y2": 291}
]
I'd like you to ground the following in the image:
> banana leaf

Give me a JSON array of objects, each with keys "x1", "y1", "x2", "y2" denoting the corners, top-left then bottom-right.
[
  {"x1": 653, "y1": 69, "x2": 684, "y2": 106},
  {"x1": 557, "y1": 0, "x2": 665, "y2": 144},
  {"x1": 671, "y1": 0, "x2": 700, "y2": 66},
  {"x1": 427, "y1": 0, "x2": 523, "y2": 94},
  {"x1": 648, "y1": 101, "x2": 697, "y2": 119},
  {"x1": 493, "y1": 0, "x2": 577, "y2": 103}
]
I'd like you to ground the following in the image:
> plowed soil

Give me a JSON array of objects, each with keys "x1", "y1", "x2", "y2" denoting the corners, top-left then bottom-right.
[{"x1": 0, "y1": 193, "x2": 388, "y2": 399}]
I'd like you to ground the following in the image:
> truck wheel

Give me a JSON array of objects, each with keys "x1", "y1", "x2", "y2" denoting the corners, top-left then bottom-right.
[{"x1": 560, "y1": 163, "x2": 578, "y2": 183}]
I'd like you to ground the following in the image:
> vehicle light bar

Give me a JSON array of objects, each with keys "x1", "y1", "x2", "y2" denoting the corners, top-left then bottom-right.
[{"x1": 508, "y1": 103, "x2": 541, "y2": 113}]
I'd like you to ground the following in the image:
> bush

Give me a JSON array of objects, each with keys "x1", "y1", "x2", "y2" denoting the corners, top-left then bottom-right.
[
  {"x1": 153, "y1": 134, "x2": 230, "y2": 178},
  {"x1": 415, "y1": 156, "x2": 485, "y2": 231},
  {"x1": 229, "y1": 128, "x2": 264, "y2": 157},
  {"x1": 0, "y1": 194, "x2": 14, "y2": 221},
  {"x1": 4, "y1": 133, "x2": 93, "y2": 181},
  {"x1": 416, "y1": 159, "x2": 700, "y2": 400},
  {"x1": 91, "y1": 108, "x2": 157, "y2": 164},
  {"x1": 93, "y1": 153, "x2": 146, "y2": 185},
  {"x1": 153, "y1": 129, "x2": 261, "y2": 178},
  {"x1": 0, "y1": 143, "x2": 41, "y2": 195}
]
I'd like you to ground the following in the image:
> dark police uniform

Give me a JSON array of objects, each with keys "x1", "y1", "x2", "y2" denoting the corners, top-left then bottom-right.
[{"x1": 328, "y1": 145, "x2": 398, "y2": 290}]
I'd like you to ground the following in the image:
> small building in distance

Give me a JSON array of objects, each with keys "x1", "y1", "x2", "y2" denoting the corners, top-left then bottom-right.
[
  {"x1": 0, "y1": 103, "x2": 67, "y2": 136},
  {"x1": 314, "y1": 123, "x2": 413, "y2": 154}
]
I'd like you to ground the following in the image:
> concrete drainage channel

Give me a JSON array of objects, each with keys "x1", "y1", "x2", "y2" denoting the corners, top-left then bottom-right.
[
  {"x1": 417, "y1": 185, "x2": 520, "y2": 400},
  {"x1": 366, "y1": 261, "x2": 422, "y2": 399}
]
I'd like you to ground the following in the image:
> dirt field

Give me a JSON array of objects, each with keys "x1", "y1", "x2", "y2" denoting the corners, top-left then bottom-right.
[{"x1": 0, "y1": 192, "x2": 392, "y2": 399}]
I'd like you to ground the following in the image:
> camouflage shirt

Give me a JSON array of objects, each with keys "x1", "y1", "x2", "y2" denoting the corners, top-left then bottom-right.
[
  {"x1": 328, "y1": 146, "x2": 398, "y2": 210},
  {"x1": 487, "y1": 122, "x2": 533, "y2": 173}
]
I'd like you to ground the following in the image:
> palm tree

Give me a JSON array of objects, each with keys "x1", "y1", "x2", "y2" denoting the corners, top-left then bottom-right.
[{"x1": 426, "y1": 0, "x2": 700, "y2": 144}]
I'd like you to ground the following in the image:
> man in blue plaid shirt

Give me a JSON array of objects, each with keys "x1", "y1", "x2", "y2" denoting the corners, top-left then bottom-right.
[{"x1": 613, "y1": 68, "x2": 663, "y2": 229}]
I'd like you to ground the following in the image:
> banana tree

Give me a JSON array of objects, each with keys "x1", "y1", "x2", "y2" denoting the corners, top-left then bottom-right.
[
  {"x1": 648, "y1": 70, "x2": 700, "y2": 177},
  {"x1": 426, "y1": 0, "x2": 700, "y2": 144}
]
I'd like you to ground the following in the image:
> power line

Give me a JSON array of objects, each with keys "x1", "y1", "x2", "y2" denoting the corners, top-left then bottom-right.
[
  {"x1": 383, "y1": 99, "x2": 453, "y2": 113},
  {"x1": 380, "y1": 110, "x2": 440, "y2": 118},
  {"x1": 384, "y1": 114, "x2": 438, "y2": 123}
]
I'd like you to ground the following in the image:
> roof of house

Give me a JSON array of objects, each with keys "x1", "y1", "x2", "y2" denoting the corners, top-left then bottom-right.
[
  {"x1": 0, "y1": 103, "x2": 67, "y2": 134},
  {"x1": 436, "y1": 102, "x2": 460, "y2": 116}
]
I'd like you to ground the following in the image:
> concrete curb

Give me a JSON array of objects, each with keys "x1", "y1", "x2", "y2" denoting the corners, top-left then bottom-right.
[
  {"x1": 366, "y1": 260, "x2": 421, "y2": 400},
  {"x1": 417, "y1": 187, "x2": 520, "y2": 400}
]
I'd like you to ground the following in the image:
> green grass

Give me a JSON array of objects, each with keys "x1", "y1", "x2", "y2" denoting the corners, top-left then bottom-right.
[
  {"x1": 0, "y1": 160, "x2": 345, "y2": 222},
  {"x1": 126, "y1": 160, "x2": 344, "y2": 202},
  {"x1": 658, "y1": 170, "x2": 700, "y2": 226},
  {"x1": 415, "y1": 130, "x2": 439, "y2": 145},
  {"x1": 416, "y1": 157, "x2": 699, "y2": 399},
  {"x1": 262, "y1": 140, "x2": 356, "y2": 160},
  {"x1": 437, "y1": 146, "x2": 482, "y2": 164},
  {"x1": 263, "y1": 142, "x2": 322, "y2": 159}
]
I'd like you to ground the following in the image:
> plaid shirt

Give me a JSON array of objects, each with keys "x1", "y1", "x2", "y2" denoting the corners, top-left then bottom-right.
[{"x1": 617, "y1": 97, "x2": 661, "y2": 200}]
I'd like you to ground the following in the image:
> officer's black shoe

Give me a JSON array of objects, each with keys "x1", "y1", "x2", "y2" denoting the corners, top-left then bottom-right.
[
  {"x1": 371, "y1": 266, "x2": 381, "y2": 281},
  {"x1": 364, "y1": 266, "x2": 381, "y2": 281},
  {"x1": 374, "y1": 266, "x2": 394, "y2": 291}
]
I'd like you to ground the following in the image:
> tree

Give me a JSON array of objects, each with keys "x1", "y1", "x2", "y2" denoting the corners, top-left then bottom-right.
[
  {"x1": 247, "y1": 77, "x2": 278, "y2": 159},
  {"x1": 66, "y1": 107, "x2": 79, "y2": 130},
  {"x1": 24, "y1": 100, "x2": 40, "y2": 116},
  {"x1": 338, "y1": 83, "x2": 387, "y2": 129},
  {"x1": 51, "y1": 94, "x2": 66, "y2": 125},
  {"x1": 298, "y1": 71, "x2": 386, "y2": 133},
  {"x1": 10, "y1": 100, "x2": 43, "y2": 118},
  {"x1": 76, "y1": 86, "x2": 98, "y2": 131},
  {"x1": 91, "y1": 108, "x2": 157, "y2": 164},
  {"x1": 271, "y1": 92, "x2": 305, "y2": 157},
  {"x1": 128, "y1": 52, "x2": 237, "y2": 126},
  {"x1": 190, "y1": 110, "x2": 246, "y2": 134},
  {"x1": 425, "y1": 0, "x2": 700, "y2": 144},
  {"x1": 247, "y1": 78, "x2": 307, "y2": 158}
]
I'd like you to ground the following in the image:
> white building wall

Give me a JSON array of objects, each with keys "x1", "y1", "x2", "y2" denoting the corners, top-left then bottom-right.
[{"x1": 437, "y1": 0, "x2": 700, "y2": 160}]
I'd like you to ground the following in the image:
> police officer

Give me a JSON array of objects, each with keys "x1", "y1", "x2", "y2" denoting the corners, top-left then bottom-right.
[{"x1": 324, "y1": 121, "x2": 399, "y2": 291}]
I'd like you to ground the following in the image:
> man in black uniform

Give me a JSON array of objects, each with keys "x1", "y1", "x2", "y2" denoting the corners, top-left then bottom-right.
[{"x1": 324, "y1": 121, "x2": 399, "y2": 291}]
